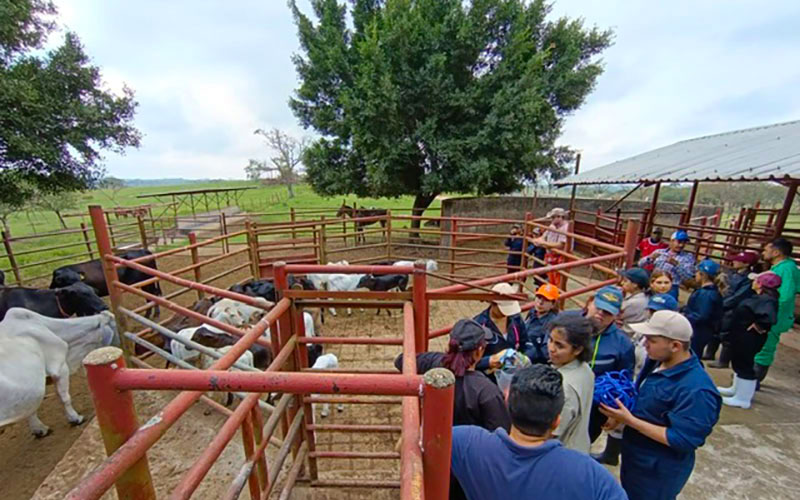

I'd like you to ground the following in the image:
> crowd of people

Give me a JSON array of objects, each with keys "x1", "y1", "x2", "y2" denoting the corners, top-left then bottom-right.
[{"x1": 398, "y1": 212, "x2": 799, "y2": 500}]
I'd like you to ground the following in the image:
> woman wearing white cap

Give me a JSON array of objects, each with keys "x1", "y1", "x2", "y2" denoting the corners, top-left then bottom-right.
[
  {"x1": 473, "y1": 283, "x2": 527, "y2": 381},
  {"x1": 532, "y1": 208, "x2": 569, "y2": 287}
]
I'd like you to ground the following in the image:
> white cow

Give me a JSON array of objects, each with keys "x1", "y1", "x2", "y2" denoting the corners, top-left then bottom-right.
[
  {"x1": 208, "y1": 297, "x2": 272, "y2": 326},
  {"x1": 311, "y1": 353, "x2": 344, "y2": 417},
  {"x1": 393, "y1": 259, "x2": 439, "y2": 272},
  {"x1": 0, "y1": 309, "x2": 118, "y2": 437}
]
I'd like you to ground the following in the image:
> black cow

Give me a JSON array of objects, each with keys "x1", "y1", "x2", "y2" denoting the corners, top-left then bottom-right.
[
  {"x1": 50, "y1": 249, "x2": 163, "y2": 318},
  {"x1": 0, "y1": 282, "x2": 109, "y2": 321},
  {"x1": 356, "y1": 274, "x2": 409, "y2": 316},
  {"x1": 229, "y1": 275, "x2": 316, "y2": 303},
  {"x1": 0, "y1": 269, "x2": 5, "y2": 286}
]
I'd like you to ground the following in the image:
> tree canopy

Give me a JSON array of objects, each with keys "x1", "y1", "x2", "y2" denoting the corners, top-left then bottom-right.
[
  {"x1": 245, "y1": 128, "x2": 309, "y2": 198},
  {"x1": 289, "y1": 0, "x2": 612, "y2": 214},
  {"x1": 0, "y1": 0, "x2": 141, "y2": 206}
]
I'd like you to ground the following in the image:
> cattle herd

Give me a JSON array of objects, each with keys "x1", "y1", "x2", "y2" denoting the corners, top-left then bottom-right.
[{"x1": 0, "y1": 254, "x2": 437, "y2": 439}]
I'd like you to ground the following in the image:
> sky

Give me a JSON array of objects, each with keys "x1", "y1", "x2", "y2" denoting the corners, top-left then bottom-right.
[{"x1": 53, "y1": 0, "x2": 800, "y2": 180}]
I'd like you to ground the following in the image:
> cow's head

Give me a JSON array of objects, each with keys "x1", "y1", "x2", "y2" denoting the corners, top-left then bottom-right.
[
  {"x1": 193, "y1": 328, "x2": 235, "y2": 349},
  {"x1": 50, "y1": 268, "x2": 84, "y2": 289},
  {"x1": 210, "y1": 305, "x2": 248, "y2": 328},
  {"x1": 356, "y1": 274, "x2": 376, "y2": 289},
  {"x1": 57, "y1": 282, "x2": 108, "y2": 316}
]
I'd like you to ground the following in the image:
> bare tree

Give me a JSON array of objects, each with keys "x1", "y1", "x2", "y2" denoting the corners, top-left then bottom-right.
[
  {"x1": 32, "y1": 191, "x2": 80, "y2": 229},
  {"x1": 97, "y1": 176, "x2": 126, "y2": 205},
  {"x1": 246, "y1": 128, "x2": 308, "y2": 198}
]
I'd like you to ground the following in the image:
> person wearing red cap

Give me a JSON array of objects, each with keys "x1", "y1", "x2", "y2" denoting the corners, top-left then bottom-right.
[
  {"x1": 706, "y1": 251, "x2": 760, "y2": 368},
  {"x1": 717, "y1": 272, "x2": 780, "y2": 408}
]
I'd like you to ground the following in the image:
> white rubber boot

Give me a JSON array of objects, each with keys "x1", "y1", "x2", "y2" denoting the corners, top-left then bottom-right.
[
  {"x1": 717, "y1": 375, "x2": 737, "y2": 397},
  {"x1": 723, "y1": 378, "x2": 757, "y2": 409}
]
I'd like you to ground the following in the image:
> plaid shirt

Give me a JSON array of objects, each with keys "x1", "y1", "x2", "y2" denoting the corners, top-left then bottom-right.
[{"x1": 639, "y1": 248, "x2": 696, "y2": 284}]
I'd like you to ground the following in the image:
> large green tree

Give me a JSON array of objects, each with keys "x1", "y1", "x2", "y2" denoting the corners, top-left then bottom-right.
[
  {"x1": 290, "y1": 0, "x2": 612, "y2": 222},
  {"x1": 0, "y1": 0, "x2": 140, "y2": 206}
]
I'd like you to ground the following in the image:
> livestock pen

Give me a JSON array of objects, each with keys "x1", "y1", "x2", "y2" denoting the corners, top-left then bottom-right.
[{"x1": 63, "y1": 206, "x2": 632, "y2": 499}]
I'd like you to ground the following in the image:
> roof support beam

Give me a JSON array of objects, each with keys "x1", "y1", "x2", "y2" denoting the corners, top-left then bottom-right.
[
  {"x1": 774, "y1": 181, "x2": 798, "y2": 237},
  {"x1": 685, "y1": 181, "x2": 700, "y2": 223},
  {"x1": 604, "y1": 183, "x2": 644, "y2": 213},
  {"x1": 646, "y1": 182, "x2": 661, "y2": 235}
]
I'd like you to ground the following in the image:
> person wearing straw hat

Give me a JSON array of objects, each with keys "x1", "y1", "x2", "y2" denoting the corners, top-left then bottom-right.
[
  {"x1": 717, "y1": 271, "x2": 780, "y2": 408},
  {"x1": 532, "y1": 207, "x2": 569, "y2": 287},
  {"x1": 599, "y1": 311, "x2": 721, "y2": 500},
  {"x1": 474, "y1": 283, "x2": 527, "y2": 380},
  {"x1": 524, "y1": 283, "x2": 560, "y2": 365}
]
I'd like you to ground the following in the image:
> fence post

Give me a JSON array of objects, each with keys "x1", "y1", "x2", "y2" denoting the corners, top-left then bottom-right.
[
  {"x1": 293, "y1": 302, "x2": 318, "y2": 480},
  {"x1": 105, "y1": 212, "x2": 117, "y2": 249},
  {"x1": 450, "y1": 218, "x2": 458, "y2": 277},
  {"x1": 2, "y1": 229, "x2": 23, "y2": 286},
  {"x1": 89, "y1": 205, "x2": 131, "y2": 354},
  {"x1": 83, "y1": 347, "x2": 156, "y2": 500},
  {"x1": 385, "y1": 210, "x2": 393, "y2": 260},
  {"x1": 80, "y1": 222, "x2": 95, "y2": 260},
  {"x1": 221, "y1": 212, "x2": 229, "y2": 254},
  {"x1": 290, "y1": 207, "x2": 297, "y2": 247},
  {"x1": 623, "y1": 218, "x2": 640, "y2": 269},
  {"x1": 422, "y1": 368, "x2": 455, "y2": 500},
  {"x1": 521, "y1": 212, "x2": 532, "y2": 270},
  {"x1": 413, "y1": 260, "x2": 429, "y2": 352},
  {"x1": 188, "y1": 232, "x2": 204, "y2": 300},
  {"x1": 136, "y1": 215, "x2": 149, "y2": 251},
  {"x1": 272, "y1": 262, "x2": 296, "y2": 444},
  {"x1": 319, "y1": 216, "x2": 328, "y2": 265},
  {"x1": 245, "y1": 220, "x2": 260, "y2": 279}
]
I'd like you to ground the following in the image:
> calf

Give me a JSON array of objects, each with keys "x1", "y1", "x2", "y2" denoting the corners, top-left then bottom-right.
[
  {"x1": 392, "y1": 259, "x2": 439, "y2": 272},
  {"x1": 310, "y1": 353, "x2": 344, "y2": 417},
  {"x1": 50, "y1": 249, "x2": 163, "y2": 319},
  {"x1": 0, "y1": 309, "x2": 118, "y2": 437},
  {"x1": 230, "y1": 275, "x2": 316, "y2": 303},
  {"x1": 356, "y1": 274, "x2": 409, "y2": 316},
  {"x1": 208, "y1": 297, "x2": 273, "y2": 326},
  {"x1": 0, "y1": 282, "x2": 108, "y2": 321},
  {"x1": 160, "y1": 297, "x2": 217, "y2": 346}
]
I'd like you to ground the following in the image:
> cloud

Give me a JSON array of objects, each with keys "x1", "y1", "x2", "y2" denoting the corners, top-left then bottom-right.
[{"x1": 52, "y1": 0, "x2": 800, "y2": 179}]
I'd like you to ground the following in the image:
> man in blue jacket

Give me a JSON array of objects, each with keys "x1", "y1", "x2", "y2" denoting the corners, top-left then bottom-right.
[
  {"x1": 451, "y1": 364, "x2": 627, "y2": 500},
  {"x1": 600, "y1": 311, "x2": 721, "y2": 500}
]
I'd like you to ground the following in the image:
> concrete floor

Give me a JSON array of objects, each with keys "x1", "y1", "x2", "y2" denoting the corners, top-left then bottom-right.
[{"x1": 599, "y1": 332, "x2": 800, "y2": 500}]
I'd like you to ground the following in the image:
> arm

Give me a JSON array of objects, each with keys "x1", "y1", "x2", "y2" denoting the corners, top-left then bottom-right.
[
  {"x1": 723, "y1": 278, "x2": 751, "y2": 310},
  {"x1": 617, "y1": 338, "x2": 636, "y2": 373},
  {"x1": 479, "y1": 385, "x2": 512, "y2": 432},
  {"x1": 553, "y1": 385, "x2": 580, "y2": 440},
  {"x1": 599, "y1": 399, "x2": 669, "y2": 446},
  {"x1": 683, "y1": 290, "x2": 714, "y2": 324},
  {"x1": 638, "y1": 248, "x2": 661, "y2": 268}
]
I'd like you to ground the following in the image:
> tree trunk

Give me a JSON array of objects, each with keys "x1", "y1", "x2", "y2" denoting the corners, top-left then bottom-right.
[
  {"x1": 410, "y1": 192, "x2": 438, "y2": 241},
  {"x1": 55, "y1": 210, "x2": 67, "y2": 229},
  {"x1": 287, "y1": 182, "x2": 295, "y2": 199}
]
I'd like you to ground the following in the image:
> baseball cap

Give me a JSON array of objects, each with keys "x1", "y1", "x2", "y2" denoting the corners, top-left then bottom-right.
[
  {"x1": 450, "y1": 319, "x2": 493, "y2": 352},
  {"x1": 653, "y1": 227, "x2": 664, "y2": 234},
  {"x1": 671, "y1": 230, "x2": 690, "y2": 242},
  {"x1": 697, "y1": 258, "x2": 721, "y2": 277},
  {"x1": 535, "y1": 283, "x2": 561, "y2": 301},
  {"x1": 491, "y1": 283, "x2": 522, "y2": 316},
  {"x1": 648, "y1": 293, "x2": 679, "y2": 312},
  {"x1": 593, "y1": 286, "x2": 623, "y2": 315},
  {"x1": 621, "y1": 268, "x2": 650, "y2": 290},
  {"x1": 547, "y1": 207, "x2": 568, "y2": 218},
  {"x1": 630, "y1": 310, "x2": 693, "y2": 342},
  {"x1": 732, "y1": 251, "x2": 759, "y2": 265},
  {"x1": 748, "y1": 271, "x2": 782, "y2": 289}
]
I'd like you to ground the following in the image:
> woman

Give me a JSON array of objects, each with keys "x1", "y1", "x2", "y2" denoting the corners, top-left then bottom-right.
[
  {"x1": 682, "y1": 259, "x2": 727, "y2": 358},
  {"x1": 548, "y1": 313, "x2": 595, "y2": 453},
  {"x1": 524, "y1": 283, "x2": 560, "y2": 364},
  {"x1": 707, "y1": 251, "x2": 760, "y2": 367},
  {"x1": 717, "y1": 272, "x2": 780, "y2": 409},
  {"x1": 649, "y1": 270, "x2": 674, "y2": 296},
  {"x1": 393, "y1": 318, "x2": 510, "y2": 500},
  {"x1": 474, "y1": 283, "x2": 527, "y2": 379}
]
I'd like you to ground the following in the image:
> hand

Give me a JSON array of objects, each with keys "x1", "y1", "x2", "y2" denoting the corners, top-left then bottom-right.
[
  {"x1": 667, "y1": 257, "x2": 678, "y2": 266},
  {"x1": 602, "y1": 418, "x2": 622, "y2": 432},
  {"x1": 489, "y1": 351, "x2": 505, "y2": 369},
  {"x1": 599, "y1": 398, "x2": 635, "y2": 426}
]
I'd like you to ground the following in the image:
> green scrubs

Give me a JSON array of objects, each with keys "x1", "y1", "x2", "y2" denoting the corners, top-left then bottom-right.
[{"x1": 754, "y1": 258, "x2": 800, "y2": 366}]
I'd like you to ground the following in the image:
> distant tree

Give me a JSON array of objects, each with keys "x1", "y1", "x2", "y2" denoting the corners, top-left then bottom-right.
[
  {"x1": 31, "y1": 190, "x2": 80, "y2": 229},
  {"x1": 0, "y1": 0, "x2": 141, "y2": 206},
  {"x1": 0, "y1": 200, "x2": 17, "y2": 234},
  {"x1": 97, "y1": 176, "x2": 126, "y2": 205},
  {"x1": 290, "y1": 0, "x2": 612, "y2": 231},
  {"x1": 245, "y1": 128, "x2": 308, "y2": 198}
]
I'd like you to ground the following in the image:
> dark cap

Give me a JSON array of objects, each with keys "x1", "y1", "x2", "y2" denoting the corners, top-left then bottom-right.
[
  {"x1": 732, "y1": 251, "x2": 759, "y2": 265},
  {"x1": 451, "y1": 319, "x2": 492, "y2": 352},
  {"x1": 648, "y1": 293, "x2": 679, "y2": 312},
  {"x1": 621, "y1": 267, "x2": 650, "y2": 290}
]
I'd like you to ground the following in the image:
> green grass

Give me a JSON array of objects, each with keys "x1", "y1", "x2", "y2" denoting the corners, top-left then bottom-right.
[{"x1": 0, "y1": 181, "x2": 443, "y2": 285}]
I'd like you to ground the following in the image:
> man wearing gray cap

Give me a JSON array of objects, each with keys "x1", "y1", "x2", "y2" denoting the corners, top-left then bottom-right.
[{"x1": 599, "y1": 311, "x2": 721, "y2": 500}]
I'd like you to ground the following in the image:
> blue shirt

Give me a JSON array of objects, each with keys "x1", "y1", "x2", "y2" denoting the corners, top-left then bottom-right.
[
  {"x1": 451, "y1": 426, "x2": 627, "y2": 500},
  {"x1": 504, "y1": 237, "x2": 535, "y2": 266},
  {"x1": 682, "y1": 284, "x2": 723, "y2": 349},
  {"x1": 524, "y1": 310, "x2": 557, "y2": 364},
  {"x1": 626, "y1": 354, "x2": 721, "y2": 467},
  {"x1": 639, "y1": 249, "x2": 696, "y2": 284},
  {"x1": 474, "y1": 308, "x2": 527, "y2": 372}
]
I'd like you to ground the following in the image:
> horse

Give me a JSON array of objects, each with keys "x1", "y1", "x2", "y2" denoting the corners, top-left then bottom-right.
[{"x1": 336, "y1": 202, "x2": 388, "y2": 245}]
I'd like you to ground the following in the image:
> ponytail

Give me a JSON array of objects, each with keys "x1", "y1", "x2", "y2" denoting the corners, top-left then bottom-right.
[
  {"x1": 441, "y1": 338, "x2": 484, "y2": 377},
  {"x1": 714, "y1": 272, "x2": 729, "y2": 296}
]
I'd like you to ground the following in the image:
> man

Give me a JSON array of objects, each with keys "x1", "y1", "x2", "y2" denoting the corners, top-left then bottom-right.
[
  {"x1": 636, "y1": 227, "x2": 668, "y2": 269},
  {"x1": 600, "y1": 311, "x2": 721, "y2": 500},
  {"x1": 754, "y1": 238, "x2": 800, "y2": 381},
  {"x1": 451, "y1": 364, "x2": 627, "y2": 500},
  {"x1": 504, "y1": 224, "x2": 535, "y2": 274},
  {"x1": 533, "y1": 207, "x2": 569, "y2": 287},
  {"x1": 638, "y1": 230, "x2": 696, "y2": 299}
]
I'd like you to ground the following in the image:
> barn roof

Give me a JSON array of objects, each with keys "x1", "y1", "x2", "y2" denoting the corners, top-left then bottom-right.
[{"x1": 555, "y1": 120, "x2": 800, "y2": 186}]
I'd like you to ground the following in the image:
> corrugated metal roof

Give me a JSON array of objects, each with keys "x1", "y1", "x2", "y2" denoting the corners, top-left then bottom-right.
[{"x1": 555, "y1": 120, "x2": 800, "y2": 186}]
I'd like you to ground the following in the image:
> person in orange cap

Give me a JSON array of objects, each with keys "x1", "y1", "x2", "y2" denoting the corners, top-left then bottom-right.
[{"x1": 524, "y1": 283, "x2": 561, "y2": 364}]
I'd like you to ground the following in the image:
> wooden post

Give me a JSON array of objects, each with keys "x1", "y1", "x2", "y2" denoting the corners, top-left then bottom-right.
[
  {"x1": 221, "y1": 212, "x2": 229, "y2": 254},
  {"x1": 685, "y1": 181, "x2": 699, "y2": 223},
  {"x1": 290, "y1": 207, "x2": 297, "y2": 248},
  {"x1": 81, "y1": 222, "x2": 95, "y2": 260},
  {"x1": 385, "y1": 210, "x2": 393, "y2": 260},
  {"x1": 2, "y1": 230, "x2": 23, "y2": 285},
  {"x1": 623, "y1": 218, "x2": 641, "y2": 269},
  {"x1": 136, "y1": 215, "x2": 149, "y2": 251},
  {"x1": 245, "y1": 220, "x2": 260, "y2": 280},
  {"x1": 450, "y1": 218, "x2": 458, "y2": 277},
  {"x1": 188, "y1": 232, "x2": 203, "y2": 300},
  {"x1": 774, "y1": 181, "x2": 798, "y2": 237},
  {"x1": 568, "y1": 153, "x2": 582, "y2": 216},
  {"x1": 148, "y1": 206, "x2": 156, "y2": 244},
  {"x1": 105, "y1": 212, "x2": 117, "y2": 249},
  {"x1": 319, "y1": 216, "x2": 328, "y2": 265}
]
